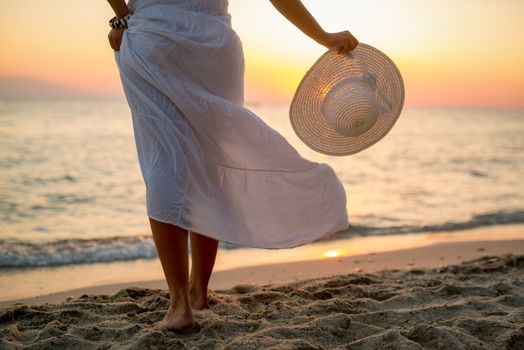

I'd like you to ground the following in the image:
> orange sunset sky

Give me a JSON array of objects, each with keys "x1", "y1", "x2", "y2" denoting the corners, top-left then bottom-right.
[{"x1": 0, "y1": 0, "x2": 523, "y2": 107}]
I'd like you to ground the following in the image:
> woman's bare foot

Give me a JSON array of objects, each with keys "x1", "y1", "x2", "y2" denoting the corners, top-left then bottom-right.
[{"x1": 153, "y1": 303, "x2": 194, "y2": 330}]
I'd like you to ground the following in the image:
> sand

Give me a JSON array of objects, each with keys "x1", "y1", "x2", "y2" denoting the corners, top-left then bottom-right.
[{"x1": 1, "y1": 244, "x2": 523, "y2": 349}]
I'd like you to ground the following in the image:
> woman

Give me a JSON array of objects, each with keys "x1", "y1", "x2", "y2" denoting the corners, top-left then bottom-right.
[{"x1": 106, "y1": 0, "x2": 358, "y2": 330}]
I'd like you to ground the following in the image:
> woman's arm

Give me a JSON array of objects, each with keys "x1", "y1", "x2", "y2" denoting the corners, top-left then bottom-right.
[
  {"x1": 269, "y1": 0, "x2": 358, "y2": 53},
  {"x1": 107, "y1": 0, "x2": 130, "y2": 18},
  {"x1": 106, "y1": 0, "x2": 130, "y2": 51}
]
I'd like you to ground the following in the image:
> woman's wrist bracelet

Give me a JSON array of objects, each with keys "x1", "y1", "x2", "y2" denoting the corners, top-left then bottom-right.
[{"x1": 109, "y1": 13, "x2": 131, "y2": 29}]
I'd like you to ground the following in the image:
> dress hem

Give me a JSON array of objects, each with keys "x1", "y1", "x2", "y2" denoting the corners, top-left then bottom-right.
[{"x1": 145, "y1": 213, "x2": 350, "y2": 250}]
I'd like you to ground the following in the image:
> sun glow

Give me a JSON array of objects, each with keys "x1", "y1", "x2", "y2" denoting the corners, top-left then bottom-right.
[
  {"x1": 0, "y1": 0, "x2": 523, "y2": 107},
  {"x1": 322, "y1": 249, "x2": 345, "y2": 258}
]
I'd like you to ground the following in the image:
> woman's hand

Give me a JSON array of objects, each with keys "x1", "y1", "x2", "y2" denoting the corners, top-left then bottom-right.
[
  {"x1": 108, "y1": 28, "x2": 126, "y2": 51},
  {"x1": 321, "y1": 31, "x2": 359, "y2": 54}
]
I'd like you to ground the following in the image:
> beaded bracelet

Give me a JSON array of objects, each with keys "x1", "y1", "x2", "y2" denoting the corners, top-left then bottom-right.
[{"x1": 109, "y1": 13, "x2": 131, "y2": 29}]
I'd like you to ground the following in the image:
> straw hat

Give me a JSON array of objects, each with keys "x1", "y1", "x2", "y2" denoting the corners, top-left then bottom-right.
[{"x1": 290, "y1": 43, "x2": 405, "y2": 156}]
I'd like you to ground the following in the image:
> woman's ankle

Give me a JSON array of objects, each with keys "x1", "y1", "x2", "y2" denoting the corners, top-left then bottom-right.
[
  {"x1": 169, "y1": 289, "x2": 192, "y2": 305},
  {"x1": 189, "y1": 287, "x2": 208, "y2": 309},
  {"x1": 168, "y1": 299, "x2": 193, "y2": 312},
  {"x1": 189, "y1": 279, "x2": 206, "y2": 295}
]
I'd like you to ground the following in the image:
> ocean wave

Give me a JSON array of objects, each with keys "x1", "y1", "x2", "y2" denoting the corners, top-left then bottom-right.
[
  {"x1": 1, "y1": 209, "x2": 523, "y2": 269},
  {"x1": 343, "y1": 209, "x2": 524, "y2": 237},
  {"x1": 0, "y1": 236, "x2": 158, "y2": 269}
]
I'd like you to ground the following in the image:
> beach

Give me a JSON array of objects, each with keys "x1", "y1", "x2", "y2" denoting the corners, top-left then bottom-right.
[
  {"x1": 2, "y1": 238, "x2": 523, "y2": 349},
  {"x1": 2, "y1": 100, "x2": 524, "y2": 348},
  {"x1": 2, "y1": 0, "x2": 524, "y2": 346},
  {"x1": 2, "y1": 99, "x2": 524, "y2": 299}
]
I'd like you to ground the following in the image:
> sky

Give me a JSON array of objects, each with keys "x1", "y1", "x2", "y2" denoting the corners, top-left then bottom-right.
[{"x1": 0, "y1": 0, "x2": 523, "y2": 107}]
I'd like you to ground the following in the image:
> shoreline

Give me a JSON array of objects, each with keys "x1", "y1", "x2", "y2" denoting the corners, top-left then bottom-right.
[
  {"x1": 2, "y1": 238, "x2": 523, "y2": 308},
  {"x1": 2, "y1": 223, "x2": 523, "y2": 304}
]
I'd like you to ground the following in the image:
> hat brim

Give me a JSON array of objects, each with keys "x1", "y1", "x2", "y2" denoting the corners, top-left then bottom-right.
[{"x1": 290, "y1": 44, "x2": 405, "y2": 156}]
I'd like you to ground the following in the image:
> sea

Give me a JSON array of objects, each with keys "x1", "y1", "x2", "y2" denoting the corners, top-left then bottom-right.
[{"x1": 1, "y1": 97, "x2": 523, "y2": 301}]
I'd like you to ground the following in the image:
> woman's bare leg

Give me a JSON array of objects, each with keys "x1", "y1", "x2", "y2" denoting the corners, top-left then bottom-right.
[
  {"x1": 189, "y1": 231, "x2": 219, "y2": 309},
  {"x1": 149, "y1": 218, "x2": 194, "y2": 330}
]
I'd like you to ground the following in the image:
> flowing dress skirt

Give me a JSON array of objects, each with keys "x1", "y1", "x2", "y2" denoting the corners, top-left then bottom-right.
[{"x1": 115, "y1": 0, "x2": 349, "y2": 248}]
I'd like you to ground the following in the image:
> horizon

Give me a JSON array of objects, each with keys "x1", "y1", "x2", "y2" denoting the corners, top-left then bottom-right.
[
  {"x1": 2, "y1": 89, "x2": 524, "y2": 112},
  {"x1": 1, "y1": 0, "x2": 523, "y2": 108}
]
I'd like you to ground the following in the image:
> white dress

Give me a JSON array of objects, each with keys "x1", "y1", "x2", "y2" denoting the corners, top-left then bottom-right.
[{"x1": 115, "y1": 0, "x2": 349, "y2": 248}]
